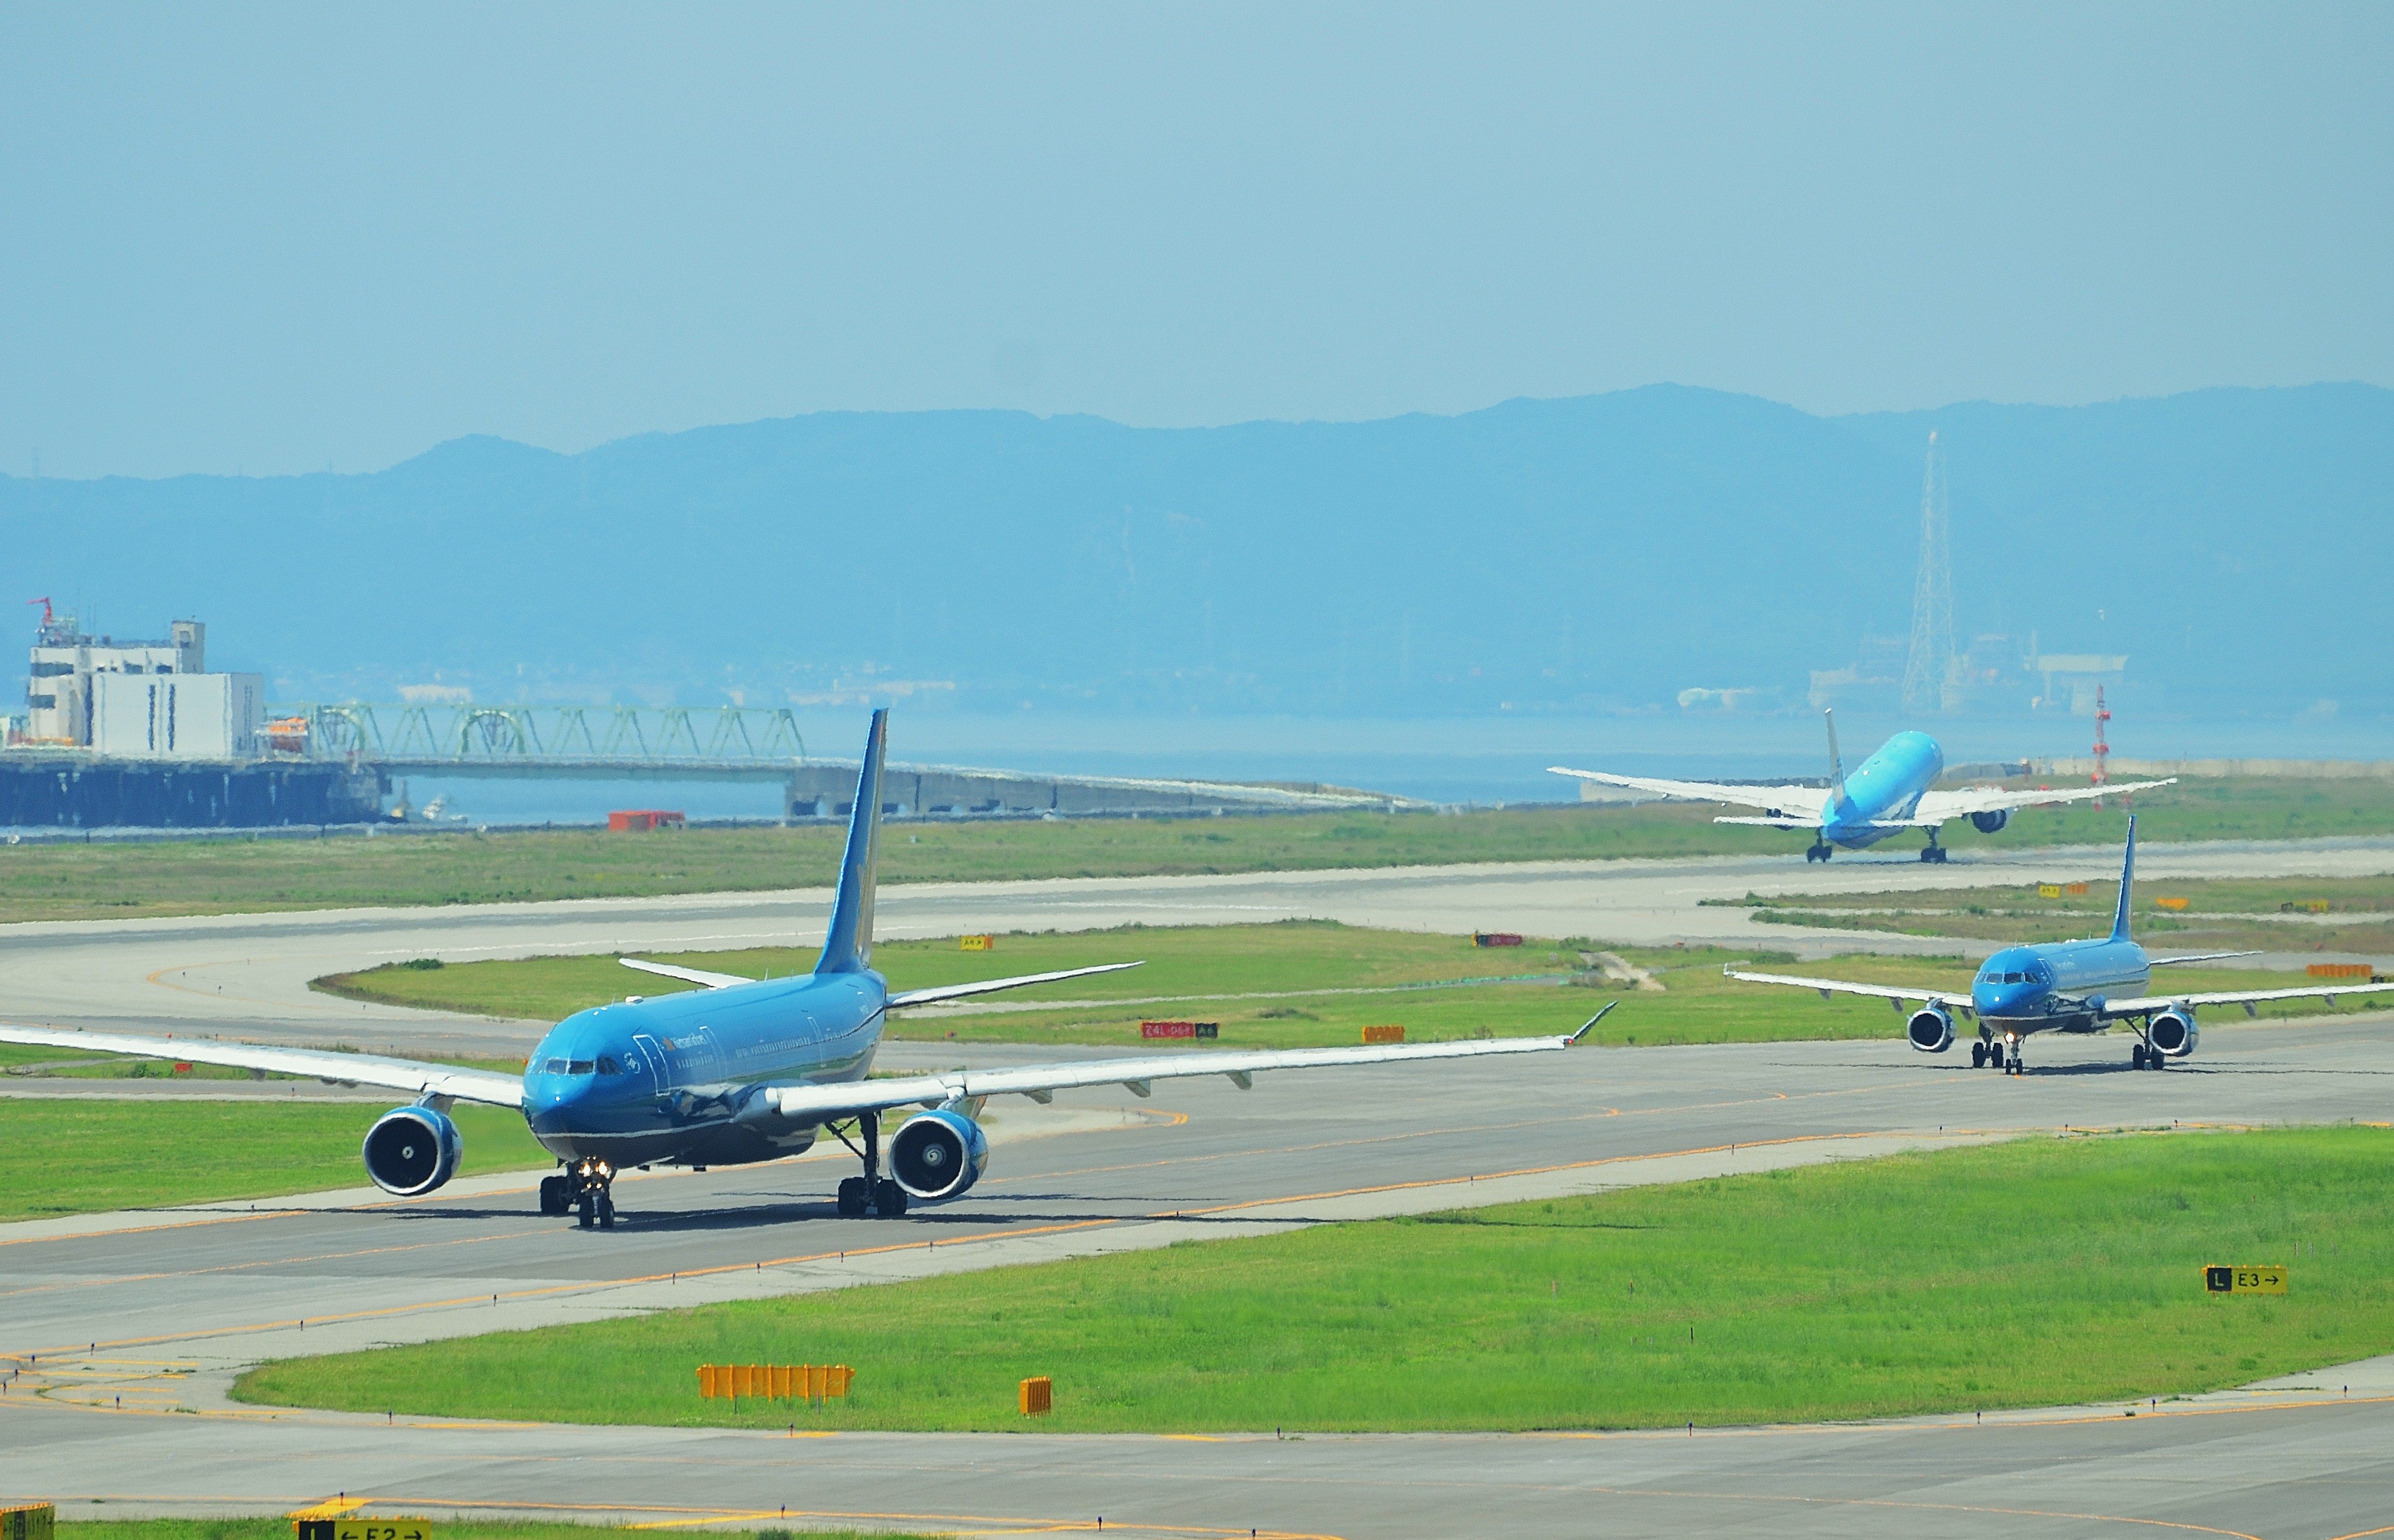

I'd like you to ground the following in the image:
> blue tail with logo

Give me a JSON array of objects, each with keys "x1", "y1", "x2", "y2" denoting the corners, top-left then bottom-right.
[
  {"x1": 816, "y1": 708, "x2": 888, "y2": 974},
  {"x1": 2111, "y1": 815, "x2": 2138, "y2": 943}
]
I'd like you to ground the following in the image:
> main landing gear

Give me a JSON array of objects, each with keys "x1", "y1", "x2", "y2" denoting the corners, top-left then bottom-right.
[
  {"x1": 2131, "y1": 1039, "x2": 2168, "y2": 1071},
  {"x1": 834, "y1": 1111, "x2": 909, "y2": 1219},
  {"x1": 1919, "y1": 832, "x2": 1949, "y2": 864},
  {"x1": 1970, "y1": 1033, "x2": 2022, "y2": 1075},
  {"x1": 1806, "y1": 841, "x2": 1835, "y2": 863},
  {"x1": 543, "y1": 1157, "x2": 616, "y2": 1229}
]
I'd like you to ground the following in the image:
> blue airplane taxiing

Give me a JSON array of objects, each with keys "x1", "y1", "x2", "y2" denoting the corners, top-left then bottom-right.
[
  {"x1": 1551, "y1": 710, "x2": 2173, "y2": 862},
  {"x1": 0, "y1": 710, "x2": 1602, "y2": 1228},
  {"x1": 1723, "y1": 817, "x2": 2386, "y2": 1073}
]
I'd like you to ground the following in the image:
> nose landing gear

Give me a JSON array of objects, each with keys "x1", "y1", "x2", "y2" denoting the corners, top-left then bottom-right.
[
  {"x1": 1973, "y1": 1032, "x2": 2020, "y2": 1073},
  {"x1": 544, "y1": 1158, "x2": 616, "y2": 1228},
  {"x1": 834, "y1": 1111, "x2": 910, "y2": 1218}
]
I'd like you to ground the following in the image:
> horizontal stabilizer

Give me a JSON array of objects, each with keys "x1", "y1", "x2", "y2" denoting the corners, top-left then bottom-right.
[
  {"x1": 620, "y1": 957, "x2": 757, "y2": 990},
  {"x1": 887, "y1": 960, "x2": 1144, "y2": 1008}
]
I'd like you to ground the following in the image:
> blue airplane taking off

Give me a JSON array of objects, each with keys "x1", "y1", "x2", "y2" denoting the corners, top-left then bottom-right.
[
  {"x1": 1724, "y1": 817, "x2": 2388, "y2": 1073},
  {"x1": 0, "y1": 711, "x2": 1600, "y2": 1228},
  {"x1": 1550, "y1": 710, "x2": 2174, "y2": 863}
]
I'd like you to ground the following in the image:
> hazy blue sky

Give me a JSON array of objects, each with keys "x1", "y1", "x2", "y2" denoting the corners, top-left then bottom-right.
[{"x1": 3, "y1": 2, "x2": 2387, "y2": 478}]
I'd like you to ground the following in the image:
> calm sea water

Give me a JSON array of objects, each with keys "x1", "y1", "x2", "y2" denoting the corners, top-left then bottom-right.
[{"x1": 396, "y1": 710, "x2": 2394, "y2": 826}]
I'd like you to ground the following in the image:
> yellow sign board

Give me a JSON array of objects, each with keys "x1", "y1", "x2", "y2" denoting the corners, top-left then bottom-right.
[
  {"x1": 2204, "y1": 1264, "x2": 2287, "y2": 1295},
  {"x1": 959, "y1": 934, "x2": 995, "y2": 952},
  {"x1": 2036, "y1": 884, "x2": 2062, "y2": 899},
  {"x1": 294, "y1": 1523, "x2": 431, "y2": 1540},
  {"x1": 3, "y1": 1504, "x2": 55, "y2": 1540}
]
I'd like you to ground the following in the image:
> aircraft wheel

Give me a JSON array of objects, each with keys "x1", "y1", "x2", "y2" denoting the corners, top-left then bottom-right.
[
  {"x1": 539, "y1": 1175, "x2": 569, "y2": 1216},
  {"x1": 2149, "y1": 1053, "x2": 2166, "y2": 1071},
  {"x1": 2132, "y1": 1043, "x2": 2147, "y2": 1069},
  {"x1": 873, "y1": 1178, "x2": 909, "y2": 1218},
  {"x1": 1971, "y1": 1041, "x2": 1986, "y2": 1068},
  {"x1": 837, "y1": 1177, "x2": 869, "y2": 1218},
  {"x1": 577, "y1": 1193, "x2": 596, "y2": 1230},
  {"x1": 597, "y1": 1193, "x2": 616, "y2": 1229}
]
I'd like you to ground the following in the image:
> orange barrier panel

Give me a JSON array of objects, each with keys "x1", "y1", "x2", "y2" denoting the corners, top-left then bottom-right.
[
  {"x1": 2308, "y1": 963, "x2": 2375, "y2": 979},
  {"x1": 1361, "y1": 1024, "x2": 1405, "y2": 1044},
  {"x1": 1020, "y1": 1375, "x2": 1053, "y2": 1415},
  {"x1": 697, "y1": 1364, "x2": 719, "y2": 1398},
  {"x1": 2153, "y1": 897, "x2": 2189, "y2": 911},
  {"x1": 699, "y1": 1362, "x2": 859, "y2": 1402},
  {"x1": 2067, "y1": 882, "x2": 2090, "y2": 896}
]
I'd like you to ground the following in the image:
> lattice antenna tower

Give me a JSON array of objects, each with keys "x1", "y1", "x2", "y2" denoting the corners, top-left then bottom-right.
[{"x1": 1900, "y1": 431, "x2": 1954, "y2": 713}]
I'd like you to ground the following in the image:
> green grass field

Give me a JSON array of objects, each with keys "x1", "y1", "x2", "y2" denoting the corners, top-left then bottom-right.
[
  {"x1": 0, "y1": 1100, "x2": 551, "y2": 1220},
  {"x1": 314, "y1": 920, "x2": 2394, "y2": 1050},
  {"x1": 56, "y1": 1523, "x2": 914, "y2": 1540},
  {"x1": 4, "y1": 775, "x2": 2391, "y2": 924},
  {"x1": 231, "y1": 1126, "x2": 2394, "y2": 1433}
]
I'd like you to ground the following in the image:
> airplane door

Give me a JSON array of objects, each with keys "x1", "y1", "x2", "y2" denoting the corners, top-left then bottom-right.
[{"x1": 631, "y1": 1033, "x2": 670, "y2": 1096}]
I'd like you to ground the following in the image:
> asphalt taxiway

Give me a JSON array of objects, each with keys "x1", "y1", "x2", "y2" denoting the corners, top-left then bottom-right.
[{"x1": 6, "y1": 1010, "x2": 2393, "y2": 1538}]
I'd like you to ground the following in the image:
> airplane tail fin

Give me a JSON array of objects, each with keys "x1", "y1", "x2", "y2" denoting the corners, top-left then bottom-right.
[
  {"x1": 1823, "y1": 710, "x2": 1849, "y2": 808},
  {"x1": 2111, "y1": 815, "x2": 2137, "y2": 943},
  {"x1": 816, "y1": 708, "x2": 889, "y2": 974}
]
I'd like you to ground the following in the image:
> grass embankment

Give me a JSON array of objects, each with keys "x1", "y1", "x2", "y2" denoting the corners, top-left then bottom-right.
[
  {"x1": 1725, "y1": 872, "x2": 2394, "y2": 953},
  {"x1": 59, "y1": 1524, "x2": 912, "y2": 1540},
  {"x1": 233, "y1": 1126, "x2": 2394, "y2": 1432},
  {"x1": 316, "y1": 920, "x2": 2392, "y2": 1049},
  {"x1": 0, "y1": 1101, "x2": 549, "y2": 1221},
  {"x1": 6, "y1": 775, "x2": 2393, "y2": 923}
]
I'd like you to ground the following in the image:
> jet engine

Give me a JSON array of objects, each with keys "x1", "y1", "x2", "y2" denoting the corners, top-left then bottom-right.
[
  {"x1": 362, "y1": 1104, "x2": 462, "y2": 1196},
  {"x1": 1970, "y1": 809, "x2": 2011, "y2": 834},
  {"x1": 888, "y1": 1108, "x2": 989, "y2": 1202},
  {"x1": 1906, "y1": 1005, "x2": 1955, "y2": 1053},
  {"x1": 2149, "y1": 1007, "x2": 2200, "y2": 1059}
]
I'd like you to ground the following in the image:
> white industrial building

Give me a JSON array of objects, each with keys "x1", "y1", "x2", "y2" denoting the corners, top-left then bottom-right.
[{"x1": 18, "y1": 611, "x2": 260, "y2": 758}]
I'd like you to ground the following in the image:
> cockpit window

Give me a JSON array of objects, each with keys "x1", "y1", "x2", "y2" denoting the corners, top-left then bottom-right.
[
  {"x1": 597, "y1": 1056, "x2": 620, "y2": 1075},
  {"x1": 2003, "y1": 972, "x2": 2022, "y2": 984},
  {"x1": 543, "y1": 1058, "x2": 569, "y2": 1073},
  {"x1": 567, "y1": 1060, "x2": 596, "y2": 1075}
]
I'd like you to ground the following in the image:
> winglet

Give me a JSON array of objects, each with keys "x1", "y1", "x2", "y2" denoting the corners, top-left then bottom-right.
[
  {"x1": 817, "y1": 708, "x2": 889, "y2": 974},
  {"x1": 1568, "y1": 1000, "x2": 1618, "y2": 1043},
  {"x1": 2111, "y1": 815, "x2": 2137, "y2": 943}
]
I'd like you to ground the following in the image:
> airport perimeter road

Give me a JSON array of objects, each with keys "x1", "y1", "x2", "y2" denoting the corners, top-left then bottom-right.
[
  {"x1": 5, "y1": 1011, "x2": 2393, "y2": 1537},
  {"x1": 2, "y1": 835, "x2": 2390, "y2": 1056}
]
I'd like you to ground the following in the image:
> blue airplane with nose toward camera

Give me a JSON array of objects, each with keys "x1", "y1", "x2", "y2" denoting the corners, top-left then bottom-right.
[
  {"x1": 1552, "y1": 710, "x2": 2174, "y2": 862},
  {"x1": 1722, "y1": 817, "x2": 2390, "y2": 1073},
  {"x1": 0, "y1": 710, "x2": 1605, "y2": 1228}
]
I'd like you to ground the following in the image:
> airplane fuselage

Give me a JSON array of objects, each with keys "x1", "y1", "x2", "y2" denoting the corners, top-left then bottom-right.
[
  {"x1": 1971, "y1": 936, "x2": 2151, "y2": 1037},
  {"x1": 523, "y1": 969, "x2": 888, "y2": 1168},
  {"x1": 1819, "y1": 729, "x2": 1944, "y2": 850}
]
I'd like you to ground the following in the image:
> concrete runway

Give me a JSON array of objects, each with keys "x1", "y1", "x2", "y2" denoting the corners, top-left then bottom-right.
[
  {"x1": 7, "y1": 1007, "x2": 2394, "y2": 1537},
  {"x1": 7, "y1": 842, "x2": 2394, "y2": 1536},
  {"x1": 4, "y1": 834, "x2": 2390, "y2": 1058}
]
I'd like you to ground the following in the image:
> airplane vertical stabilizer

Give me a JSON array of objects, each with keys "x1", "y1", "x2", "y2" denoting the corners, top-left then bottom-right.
[
  {"x1": 817, "y1": 708, "x2": 889, "y2": 974},
  {"x1": 2112, "y1": 815, "x2": 2138, "y2": 943}
]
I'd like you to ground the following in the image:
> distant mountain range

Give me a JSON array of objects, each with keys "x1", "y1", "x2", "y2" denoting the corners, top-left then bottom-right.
[{"x1": 5, "y1": 383, "x2": 2387, "y2": 718}]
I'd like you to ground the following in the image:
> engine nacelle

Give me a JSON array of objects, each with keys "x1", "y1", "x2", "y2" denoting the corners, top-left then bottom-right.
[
  {"x1": 889, "y1": 1109, "x2": 989, "y2": 1201},
  {"x1": 362, "y1": 1104, "x2": 462, "y2": 1196},
  {"x1": 1906, "y1": 1005, "x2": 1955, "y2": 1053},
  {"x1": 1970, "y1": 808, "x2": 2011, "y2": 834},
  {"x1": 2150, "y1": 1007, "x2": 2200, "y2": 1059}
]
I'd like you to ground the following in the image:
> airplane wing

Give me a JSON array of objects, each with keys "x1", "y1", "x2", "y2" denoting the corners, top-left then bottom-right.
[
  {"x1": 765, "y1": 1005, "x2": 1614, "y2": 1119},
  {"x1": 1549, "y1": 768, "x2": 1830, "y2": 820},
  {"x1": 887, "y1": 961, "x2": 1145, "y2": 1007},
  {"x1": 2098, "y1": 980, "x2": 2390, "y2": 1018},
  {"x1": 1913, "y1": 779, "x2": 2176, "y2": 821},
  {"x1": 0, "y1": 1023, "x2": 527, "y2": 1107},
  {"x1": 2148, "y1": 951, "x2": 2262, "y2": 966},
  {"x1": 1723, "y1": 968, "x2": 1973, "y2": 1011},
  {"x1": 621, "y1": 957, "x2": 756, "y2": 989}
]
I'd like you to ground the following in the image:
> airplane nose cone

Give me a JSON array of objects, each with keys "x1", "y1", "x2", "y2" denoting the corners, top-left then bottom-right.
[{"x1": 528, "y1": 1079, "x2": 591, "y2": 1137}]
